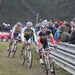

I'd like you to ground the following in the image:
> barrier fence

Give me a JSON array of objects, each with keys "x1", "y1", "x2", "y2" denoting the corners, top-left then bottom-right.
[{"x1": 48, "y1": 41, "x2": 75, "y2": 75}]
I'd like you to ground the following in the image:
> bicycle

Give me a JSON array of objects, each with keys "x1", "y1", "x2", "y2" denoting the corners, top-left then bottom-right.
[
  {"x1": 7, "y1": 37, "x2": 21, "y2": 58},
  {"x1": 20, "y1": 43, "x2": 33, "y2": 68},
  {"x1": 39, "y1": 48, "x2": 56, "y2": 75}
]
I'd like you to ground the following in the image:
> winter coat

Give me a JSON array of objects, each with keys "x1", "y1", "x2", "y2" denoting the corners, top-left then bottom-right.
[{"x1": 69, "y1": 30, "x2": 75, "y2": 44}]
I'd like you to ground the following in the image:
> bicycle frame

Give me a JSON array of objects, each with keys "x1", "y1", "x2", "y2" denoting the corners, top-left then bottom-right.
[
  {"x1": 41, "y1": 48, "x2": 55, "y2": 75},
  {"x1": 20, "y1": 43, "x2": 33, "y2": 68}
]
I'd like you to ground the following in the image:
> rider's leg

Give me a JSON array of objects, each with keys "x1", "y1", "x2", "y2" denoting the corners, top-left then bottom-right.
[
  {"x1": 20, "y1": 38, "x2": 26, "y2": 55},
  {"x1": 7, "y1": 37, "x2": 14, "y2": 50},
  {"x1": 39, "y1": 42, "x2": 44, "y2": 64},
  {"x1": 9, "y1": 38, "x2": 14, "y2": 47},
  {"x1": 39, "y1": 42, "x2": 48, "y2": 64}
]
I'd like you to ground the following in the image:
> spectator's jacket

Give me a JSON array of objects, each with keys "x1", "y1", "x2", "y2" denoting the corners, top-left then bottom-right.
[
  {"x1": 60, "y1": 30, "x2": 70, "y2": 42},
  {"x1": 69, "y1": 30, "x2": 75, "y2": 44},
  {"x1": 54, "y1": 28, "x2": 59, "y2": 41}
]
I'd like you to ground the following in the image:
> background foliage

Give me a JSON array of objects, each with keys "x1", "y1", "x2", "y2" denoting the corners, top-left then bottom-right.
[{"x1": 0, "y1": 0, "x2": 75, "y2": 25}]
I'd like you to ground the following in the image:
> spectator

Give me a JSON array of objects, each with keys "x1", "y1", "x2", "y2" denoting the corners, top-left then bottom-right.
[
  {"x1": 63, "y1": 20, "x2": 68, "y2": 25},
  {"x1": 35, "y1": 23, "x2": 40, "y2": 35},
  {"x1": 4, "y1": 24, "x2": 8, "y2": 31},
  {"x1": 70, "y1": 21, "x2": 74, "y2": 31},
  {"x1": 2, "y1": 22, "x2": 5, "y2": 31},
  {"x1": 54, "y1": 24, "x2": 60, "y2": 41},
  {"x1": 7, "y1": 24, "x2": 11, "y2": 32},
  {"x1": 1, "y1": 22, "x2": 11, "y2": 32},
  {"x1": 59, "y1": 21, "x2": 63, "y2": 26},
  {"x1": 43, "y1": 19, "x2": 48, "y2": 25},
  {"x1": 68, "y1": 18, "x2": 75, "y2": 44},
  {"x1": 65, "y1": 23, "x2": 71, "y2": 34},
  {"x1": 59, "y1": 26, "x2": 70, "y2": 42},
  {"x1": 47, "y1": 20, "x2": 55, "y2": 34}
]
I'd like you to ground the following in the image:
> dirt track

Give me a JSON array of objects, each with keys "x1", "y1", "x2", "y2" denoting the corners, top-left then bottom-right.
[{"x1": 0, "y1": 42, "x2": 71, "y2": 75}]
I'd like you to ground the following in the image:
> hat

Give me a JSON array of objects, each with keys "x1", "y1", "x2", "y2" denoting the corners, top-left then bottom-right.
[
  {"x1": 65, "y1": 23, "x2": 71, "y2": 28},
  {"x1": 58, "y1": 21, "x2": 63, "y2": 26},
  {"x1": 35, "y1": 24, "x2": 40, "y2": 27},
  {"x1": 59, "y1": 26, "x2": 66, "y2": 32},
  {"x1": 55, "y1": 24, "x2": 59, "y2": 28}
]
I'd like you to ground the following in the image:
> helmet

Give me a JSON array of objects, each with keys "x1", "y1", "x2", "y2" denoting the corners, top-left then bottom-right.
[
  {"x1": 26, "y1": 21, "x2": 33, "y2": 26},
  {"x1": 16, "y1": 22, "x2": 22, "y2": 26},
  {"x1": 40, "y1": 24, "x2": 46, "y2": 29}
]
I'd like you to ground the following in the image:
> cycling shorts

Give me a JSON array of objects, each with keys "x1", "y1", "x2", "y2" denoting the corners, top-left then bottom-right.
[
  {"x1": 41, "y1": 41, "x2": 49, "y2": 50},
  {"x1": 13, "y1": 33, "x2": 19, "y2": 38}
]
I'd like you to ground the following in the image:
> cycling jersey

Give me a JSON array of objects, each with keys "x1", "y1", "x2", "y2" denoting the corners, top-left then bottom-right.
[
  {"x1": 37, "y1": 29, "x2": 55, "y2": 49},
  {"x1": 39, "y1": 30, "x2": 51, "y2": 43},
  {"x1": 12, "y1": 25, "x2": 21, "y2": 38},
  {"x1": 24, "y1": 29, "x2": 34, "y2": 40},
  {"x1": 21, "y1": 27, "x2": 37, "y2": 43}
]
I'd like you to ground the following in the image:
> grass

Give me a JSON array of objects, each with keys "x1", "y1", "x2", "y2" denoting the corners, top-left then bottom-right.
[{"x1": 0, "y1": 42, "x2": 71, "y2": 75}]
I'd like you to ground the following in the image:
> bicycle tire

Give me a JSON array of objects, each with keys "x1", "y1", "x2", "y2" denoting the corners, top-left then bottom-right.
[
  {"x1": 42, "y1": 56, "x2": 55, "y2": 75},
  {"x1": 27, "y1": 49, "x2": 33, "y2": 68},
  {"x1": 10, "y1": 43, "x2": 17, "y2": 58},
  {"x1": 7, "y1": 50, "x2": 11, "y2": 57},
  {"x1": 20, "y1": 54, "x2": 25, "y2": 65},
  {"x1": 49, "y1": 57, "x2": 56, "y2": 75},
  {"x1": 43, "y1": 63, "x2": 48, "y2": 75},
  {"x1": 43, "y1": 57, "x2": 50, "y2": 75}
]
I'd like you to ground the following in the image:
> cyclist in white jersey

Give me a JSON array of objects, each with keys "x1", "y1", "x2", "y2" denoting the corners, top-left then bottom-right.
[{"x1": 20, "y1": 21, "x2": 37, "y2": 55}]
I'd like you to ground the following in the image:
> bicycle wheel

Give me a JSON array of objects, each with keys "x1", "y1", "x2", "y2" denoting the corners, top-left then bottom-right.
[
  {"x1": 20, "y1": 48, "x2": 26, "y2": 65},
  {"x1": 20, "y1": 54, "x2": 25, "y2": 65},
  {"x1": 43, "y1": 57, "x2": 50, "y2": 75},
  {"x1": 43, "y1": 56, "x2": 55, "y2": 75},
  {"x1": 43, "y1": 63, "x2": 48, "y2": 75},
  {"x1": 10, "y1": 43, "x2": 17, "y2": 58},
  {"x1": 49, "y1": 57, "x2": 55, "y2": 75},
  {"x1": 26, "y1": 49, "x2": 33, "y2": 68},
  {"x1": 7, "y1": 49, "x2": 11, "y2": 57}
]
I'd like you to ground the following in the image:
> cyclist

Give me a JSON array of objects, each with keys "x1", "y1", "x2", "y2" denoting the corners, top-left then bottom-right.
[
  {"x1": 35, "y1": 23, "x2": 40, "y2": 35},
  {"x1": 7, "y1": 22, "x2": 22, "y2": 50},
  {"x1": 20, "y1": 21, "x2": 37, "y2": 55},
  {"x1": 36, "y1": 24, "x2": 56, "y2": 65}
]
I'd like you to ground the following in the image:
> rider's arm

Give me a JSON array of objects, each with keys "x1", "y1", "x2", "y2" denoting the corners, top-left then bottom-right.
[
  {"x1": 21, "y1": 28, "x2": 25, "y2": 42},
  {"x1": 50, "y1": 33, "x2": 55, "y2": 45},
  {"x1": 36, "y1": 34, "x2": 43, "y2": 49},
  {"x1": 36, "y1": 31, "x2": 41, "y2": 45},
  {"x1": 31, "y1": 27, "x2": 37, "y2": 43},
  {"x1": 11, "y1": 27, "x2": 15, "y2": 37}
]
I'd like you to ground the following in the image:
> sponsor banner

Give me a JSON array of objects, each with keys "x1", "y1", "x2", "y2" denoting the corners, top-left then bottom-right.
[{"x1": 0, "y1": 32, "x2": 12, "y2": 42}]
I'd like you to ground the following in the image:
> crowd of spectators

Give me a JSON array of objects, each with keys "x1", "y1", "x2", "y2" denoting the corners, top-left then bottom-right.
[
  {"x1": 35, "y1": 18, "x2": 75, "y2": 44},
  {"x1": 0, "y1": 18, "x2": 75, "y2": 44},
  {"x1": 0, "y1": 22, "x2": 11, "y2": 32}
]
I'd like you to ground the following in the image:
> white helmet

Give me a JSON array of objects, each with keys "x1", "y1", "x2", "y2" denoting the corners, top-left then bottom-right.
[
  {"x1": 26, "y1": 21, "x2": 33, "y2": 26},
  {"x1": 16, "y1": 22, "x2": 22, "y2": 26}
]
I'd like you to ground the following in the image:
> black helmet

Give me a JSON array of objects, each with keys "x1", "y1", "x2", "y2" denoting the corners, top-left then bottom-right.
[{"x1": 40, "y1": 24, "x2": 46, "y2": 29}]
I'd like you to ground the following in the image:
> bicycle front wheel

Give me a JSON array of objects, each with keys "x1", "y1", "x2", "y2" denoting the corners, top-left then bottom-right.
[
  {"x1": 20, "y1": 54, "x2": 25, "y2": 65},
  {"x1": 49, "y1": 57, "x2": 55, "y2": 75},
  {"x1": 7, "y1": 50, "x2": 11, "y2": 57},
  {"x1": 43, "y1": 63, "x2": 48, "y2": 75},
  {"x1": 10, "y1": 43, "x2": 17, "y2": 58},
  {"x1": 27, "y1": 49, "x2": 33, "y2": 68}
]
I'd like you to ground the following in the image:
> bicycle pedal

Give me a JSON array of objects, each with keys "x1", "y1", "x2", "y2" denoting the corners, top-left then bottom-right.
[{"x1": 50, "y1": 68, "x2": 54, "y2": 73}]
